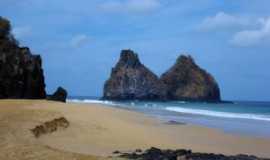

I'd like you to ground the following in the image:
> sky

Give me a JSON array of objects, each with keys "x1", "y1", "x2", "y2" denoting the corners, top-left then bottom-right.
[{"x1": 1, "y1": 0, "x2": 270, "y2": 101}]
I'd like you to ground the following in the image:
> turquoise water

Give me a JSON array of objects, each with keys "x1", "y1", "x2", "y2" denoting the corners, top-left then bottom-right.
[{"x1": 68, "y1": 97, "x2": 270, "y2": 138}]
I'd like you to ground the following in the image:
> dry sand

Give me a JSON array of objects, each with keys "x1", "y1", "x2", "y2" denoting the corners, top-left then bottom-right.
[{"x1": 0, "y1": 100, "x2": 270, "y2": 160}]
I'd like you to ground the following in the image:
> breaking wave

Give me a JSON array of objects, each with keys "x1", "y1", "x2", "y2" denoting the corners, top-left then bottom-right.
[
  {"x1": 67, "y1": 99, "x2": 117, "y2": 106},
  {"x1": 165, "y1": 107, "x2": 270, "y2": 122}
]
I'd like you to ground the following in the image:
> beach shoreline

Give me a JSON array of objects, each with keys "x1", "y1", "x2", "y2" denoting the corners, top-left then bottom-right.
[
  {"x1": 0, "y1": 100, "x2": 270, "y2": 159},
  {"x1": 69, "y1": 99, "x2": 270, "y2": 139}
]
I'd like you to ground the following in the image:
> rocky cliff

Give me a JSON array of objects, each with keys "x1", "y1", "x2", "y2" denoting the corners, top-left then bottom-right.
[
  {"x1": 0, "y1": 17, "x2": 46, "y2": 99},
  {"x1": 161, "y1": 55, "x2": 220, "y2": 101},
  {"x1": 103, "y1": 50, "x2": 167, "y2": 100}
]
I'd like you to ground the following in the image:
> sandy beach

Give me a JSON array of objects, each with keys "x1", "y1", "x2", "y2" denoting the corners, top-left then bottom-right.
[{"x1": 0, "y1": 100, "x2": 270, "y2": 160}]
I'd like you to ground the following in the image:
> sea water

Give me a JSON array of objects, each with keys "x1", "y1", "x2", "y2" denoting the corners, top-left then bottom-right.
[{"x1": 68, "y1": 97, "x2": 270, "y2": 138}]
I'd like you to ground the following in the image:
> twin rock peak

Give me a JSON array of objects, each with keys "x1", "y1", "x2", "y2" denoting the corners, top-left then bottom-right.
[{"x1": 103, "y1": 49, "x2": 221, "y2": 102}]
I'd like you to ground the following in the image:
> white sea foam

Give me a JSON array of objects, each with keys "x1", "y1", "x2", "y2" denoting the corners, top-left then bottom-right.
[
  {"x1": 177, "y1": 101, "x2": 187, "y2": 104},
  {"x1": 67, "y1": 99, "x2": 117, "y2": 106},
  {"x1": 67, "y1": 99, "x2": 270, "y2": 122},
  {"x1": 166, "y1": 107, "x2": 270, "y2": 122}
]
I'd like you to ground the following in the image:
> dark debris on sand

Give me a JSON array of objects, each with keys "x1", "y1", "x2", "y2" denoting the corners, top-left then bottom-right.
[
  {"x1": 116, "y1": 147, "x2": 270, "y2": 160},
  {"x1": 31, "y1": 117, "x2": 69, "y2": 138}
]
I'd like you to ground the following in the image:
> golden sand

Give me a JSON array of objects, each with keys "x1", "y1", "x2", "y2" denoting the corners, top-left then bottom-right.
[{"x1": 0, "y1": 100, "x2": 269, "y2": 160}]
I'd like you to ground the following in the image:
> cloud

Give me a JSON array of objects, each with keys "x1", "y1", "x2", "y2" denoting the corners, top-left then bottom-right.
[
  {"x1": 12, "y1": 26, "x2": 32, "y2": 39},
  {"x1": 198, "y1": 12, "x2": 250, "y2": 31},
  {"x1": 198, "y1": 12, "x2": 270, "y2": 47},
  {"x1": 99, "y1": 0, "x2": 161, "y2": 14},
  {"x1": 231, "y1": 17, "x2": 270, "y2": 46},
  {"x1": 70, "y1": 34, "x2": 90, "y2": 48}
]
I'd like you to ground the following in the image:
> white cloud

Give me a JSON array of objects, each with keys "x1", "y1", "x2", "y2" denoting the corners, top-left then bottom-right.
[
  {"x1": 99, "y1": 0, "x2": 161, "y2": 14},
  {"x1": 231, "y1": 17, "x2": 270, "y2": 46},
  {"x1": 70, "y1": 34, "x2": 90, "y2": 48},
  {"x1": 199, "y1": 12, "x2": 270, "y2": 47},
  {"x1": 12, "y1": 26, "x2": 32, "y2": 39},
  {"x1": 198, "y1": 12, "x2": 250, "y2": 31}
]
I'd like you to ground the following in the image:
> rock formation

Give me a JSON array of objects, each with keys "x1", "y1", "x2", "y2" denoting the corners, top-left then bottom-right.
[
  {"x1": 103, "y1": 50, "x2": 221, "y2": 101},
  {"x1": 103, "y1": 49, "x2": 167, "y2": 100},
  {"x1": 0, "y1": 17, "x2": 46, "y2": 99},
  {"x1": 116, "y1": 147, "x2": 268, "y2": 160},
  {"x1": 47, "y1": 87, "x2": 68, "y2": 102},
  {"x1": 160, "y1": 55, "x2": 220, "y2": 101}
]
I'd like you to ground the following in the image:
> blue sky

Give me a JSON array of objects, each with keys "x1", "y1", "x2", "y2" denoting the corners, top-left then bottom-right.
[{"x1": 1, "y1": 0, "x2": 270, "y2": 101}]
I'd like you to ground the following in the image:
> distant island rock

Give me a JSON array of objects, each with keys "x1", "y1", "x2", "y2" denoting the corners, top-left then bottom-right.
[
  {"x1": 103, "y1": 49, "x2": 167, "y2": 100},
  {"x1": 0, "y1": 17, "x2": 46, "y2": 99},
  {"x1": 103, "y1": 50, "x2": 221, "y2": 102},
  {"x1": 161, "y1": 55, "x2": 220, "y2": 101}
]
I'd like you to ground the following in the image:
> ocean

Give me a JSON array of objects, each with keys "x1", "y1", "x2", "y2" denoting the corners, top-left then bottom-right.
[{"x1": 68, "y1": 97, "x2": 270, "y2": 138}]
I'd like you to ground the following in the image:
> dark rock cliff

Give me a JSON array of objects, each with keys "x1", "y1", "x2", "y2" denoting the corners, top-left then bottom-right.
[
  {"x1": 160, "y1": 55, "x2": 220, "y2": 101},
  {"x1": 103, "y1": 50, "x2": 167, "y2": 100},
  {"x1": 0, "y1": 17, "x2": 46, "y2": 99}
]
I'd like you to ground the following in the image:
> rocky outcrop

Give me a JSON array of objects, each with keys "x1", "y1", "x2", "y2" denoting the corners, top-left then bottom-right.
[
  {"x1": 160, "y1": 55, "x2": 220, "y2": 101},
  {"x1": 103, "y1": 49, "x2": 167, "y2": 100},
  {"x1": 0, "y1": 17, "x2": 46, "y2": 99},
  {"x1": 116, "y1": 148, "x2": 269, "y2": 160},
  {"x1": 47, "y1": 87, "x2": 68, "y2": 102},
  {"x1": 103, "y1": 50, "x2": 221, "y2": 101}
]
